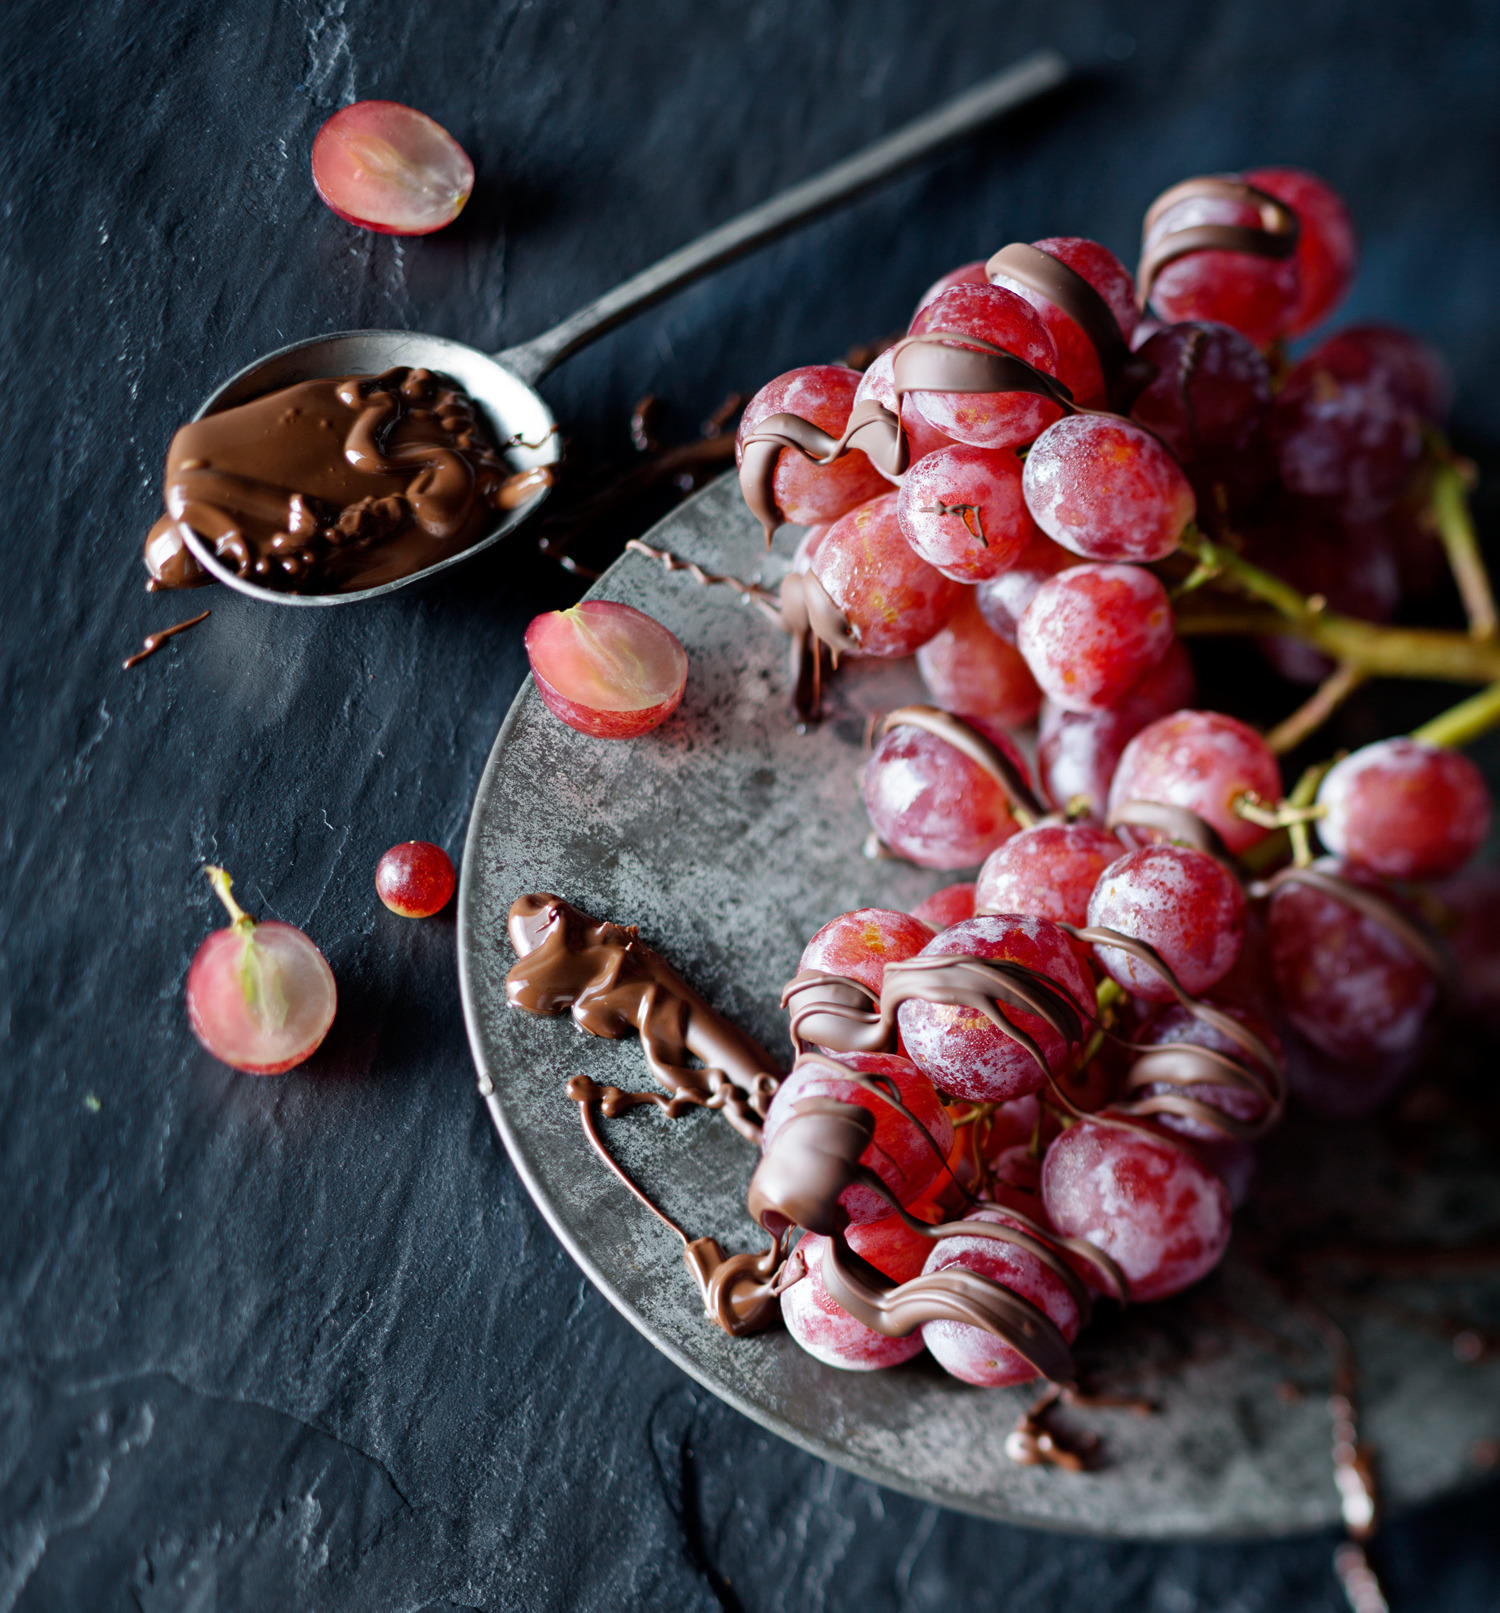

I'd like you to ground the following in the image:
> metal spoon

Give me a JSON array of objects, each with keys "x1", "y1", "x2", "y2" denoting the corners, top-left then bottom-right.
[{"x1": 180, "y1": 50, "x2": 1068, "y2": 605}]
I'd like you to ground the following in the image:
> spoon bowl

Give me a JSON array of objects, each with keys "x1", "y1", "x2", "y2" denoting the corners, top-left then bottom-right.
[{"x1": 174, "y1": 52, "x2": 1069, "y2": 607}]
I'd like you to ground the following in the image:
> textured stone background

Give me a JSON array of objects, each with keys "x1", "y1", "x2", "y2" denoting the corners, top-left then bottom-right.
[{"x1": 1, "y1": 1, "x2": 1497, "y2": 1609}]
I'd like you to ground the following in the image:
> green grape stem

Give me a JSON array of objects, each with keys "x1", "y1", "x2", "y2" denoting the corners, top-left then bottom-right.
[{"x1": 204, "y1": 865, "x2": 254, "y2": 933}]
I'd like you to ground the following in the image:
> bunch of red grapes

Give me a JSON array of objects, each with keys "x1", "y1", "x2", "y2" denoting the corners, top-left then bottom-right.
[{"x1": 733, "y1": 170, "x2": 1496, "y2": 1385}]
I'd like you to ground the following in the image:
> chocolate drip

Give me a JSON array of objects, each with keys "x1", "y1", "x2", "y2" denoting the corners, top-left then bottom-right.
[
  {"x1": 1248, "y1": 866, "x2": 1448, "y2": 979},
  {"x1": 1107, "y1": 798, "x2": 1234, "y2": 862},
  {"x1": 121, "y1": 608, "x2": 210, "y2": 670},
  {"x1": 985, "y1": 242, "x2": 1148, "y2": 410},
  {"x1": 143, "y1": 514, "x2": 211, "y2": 591},
  {"x1": 876, "y1": 705, "x2": 1046, "y2": 825},
  {"x1": 149, "y1": 367, "x2": 551, "y2": 594},
  {"x1": 1137, "y1": 177, "x2": 1300, "y2": 307},
  {"x1": 506, "y1": 893, "x2": 781, "y2": 1142}
]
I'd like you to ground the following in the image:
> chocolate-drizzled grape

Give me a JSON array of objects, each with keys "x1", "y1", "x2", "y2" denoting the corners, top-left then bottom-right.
[
  {"x1": 1022, "y1": 415, "x2": 1195, "y2": 564},
  {"x1": 782, "y1": 1222, "x2": 930, "y2": 1370},
  {"x1": 851, "y1": 347, "x2": 957, "y2": 479},
  {"x1": 735, "y1": 366, "x2": 890, "y2": 527},
  {"x1": 1143, "y1": 181, "x2": 1300, "y2": 348},
  {"x1": 973, "y1": 530, "x2": 1076, "y2": 644},
  {"x1": 910, "y1": 883, "x2": 976, "y2": 931},
  {"x1": 1316, "y1": 736, "x2": 1491, "y2": 880},
  {"x1": 1133, "y1": 1001, "x2": 1277, "y2": 1141},
  {"x1": 798, "y1": 907, "x2": 936, "y2": 1000},
  {"x1": 525, "y1": 600, "x2": 687, "y2": 739},
  {"x1": 1245, "y1": 167, "x2": 1357, "y2": 337},
  {"x1": 375, "y1": 841, "x2": 455, "y2": 917},
  {"x1": 1108, "y1": 709, "x2": 1282, "y2": 855},
  {"x1": 920, "y1": 1209, "x2": 1083, "y2": 1387},
  {"x1": 912, "y1": 259, "x2": 990, "y2": 318},
  {"x1": 916, "y1": 591, "x2": 1041, "y2": 728},
  {"x1": 989, "y1": 236, "x2": 1138, "y2": 408},
  {"x1": 1270, "y1": 331, "x2": 1425, "y2": 517},
  {"x1": 1041, "y1": 1119, "x2": 1232, "y2": 1302},
  {"x1": 1017, "y1": 564, "x2": 1175, "y2": 714},
  {"x1": 811, "y1": 492, "x2": 963, "y2": 657},
  {"x1": 760, "y1": 1052, "x2": 954, "y2": 1225},
  {"x1": 1088, "y1": 845, "x2": 1246, "y2": 1002},
  {"x1": 896, "y1": 914, "x2": 1093, "y2": 1104},
  {"x1": 906, "y1": 284, "x2": 1064, "y2": 451},
  {"x1": 311, "y1": 101, "x2": 474, "y2": 235},
  {"x1": 1267, "y1": 858, "x2": 1437, "y2": 1062},
  {"x1": 897, "y1": 444, "x2": 1039, "y2": 581},
  {"x1": 976, "y1": 823, "x2": 1124, "y2": 931},
  {"x1": 186, "y1": 867, "x2": 337, "y2": 1075},
  {"x1": 1037, "y1": 642, "x2": 1198, "y2": 817},
  {"x1": 1130, "y1": 321, "x2": 1271, "y2": 467},
  {"x1": 862, "y1": 718, "x2": 1029, "y2": 869}
]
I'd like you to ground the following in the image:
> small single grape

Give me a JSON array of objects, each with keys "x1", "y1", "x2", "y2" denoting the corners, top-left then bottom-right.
[
  {"x1": 1130, "y1": 321, "x2": 1272, "y2": 466},
  {"x1": 916, "y1": 590, "x2": 1042, "y2": 728},
  {"x1": 311, "y1": 101, "x2": 474, "y2": 235},
  {"x1": 375, "y1": 841, "x2": 456, "y2": 918},
  {"x1": 186, "y1": 866, "x2": 337, "y2": 1075},
  {"x1": 897, "y1": 444, "x2": 1039, "y2": 582},
  {"x1": 976, "y1": 822, "x2": 1124, "y2": 931},
  {"x1": 973, "y1": 530, "x2": 1077, "y2": 644},
  {"x1": 525, "y1": 600, "x2": 687, "y2": 739},
  {"x1": 1017, "y1": 564, "x2": 1175, "y2": 713},
  {"x1": 911, "y1": 259, "x2": 990, "y2": 319},
  {"x1": 910, "y1": 883, "x2": 976, "y2": 930},
  {"x1": 1315, "y1": 736, "x2": 1491, "y2": 880},
  {"x1": 798, "y1": 908, "x2": 936, "y2": 999}
]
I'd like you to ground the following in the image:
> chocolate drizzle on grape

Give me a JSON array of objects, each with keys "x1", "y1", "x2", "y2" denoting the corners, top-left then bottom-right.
[
  {"x1": 1137, "y1": 177, "x2": 1301, "y2": 308},
  {"x1": 1249, "y1": 864, "x2": 1448, "y2": 979},
  {"x1": 874, "y1": 705, "x2": 1046, "y2": 825},
  {"x1": 1107, "y1": 798, "x2": 1235, "y2": 863}
]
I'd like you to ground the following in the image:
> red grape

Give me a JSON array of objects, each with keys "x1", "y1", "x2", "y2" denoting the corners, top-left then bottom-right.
[
  {"x1": 186, "y1": 867, "x2": 337, "y2": 1075},
  {"x1": 1142, "y1": 182, "x2": 1301, "y2": 348},
  {"x1": 896, "y1": 914, "x2": 1093, "y2": 1103},
  {"x1": 1316, "y1": 736, "x2": 1490, "y2": 880},
  {"x1": 810, "y1": 492, "x2": 963, "y2": 657},
  {"x1": 311, "y1": 101, "x2": 474, "y2": 235},
  {"x1": 1282, "y1": 1027, "x2": 1417, "y2": 1119},
  {"x1": 851, "y1": 348, "x2": 957, "y2": 477},
  {"x1": 375, "y1": 841, "x2": 455, "y2": 917},
  {"x1": 1087, "y1": 844, "x2": 1246, "y2": 1001},
  {"x1": 915, "y1": 590, "x2": 1042, "y2": 728},
  {"x1": 1017, "y1": 564, "x2": 1175, "y2": 713},
  {"x1": 761, "y1": 1052, "x2": 953, "y2": 1224},
  {"x1": 973, "y1": 530, "x2": 1077, "y2": 644},
  {"x1": 906, "y1": 283, "x2": 1064, "y2": 450},
  {"x1": 976, "y1": 823, "x2": 1124, "y2": 930},
  {"x1": 1108, "y1": 710, "x2": 1282, "y2": 855},
  {"x1": 910, "y1": 883, "x2": 976, "y2": 931},
  {"x1": 897, "y1": 445, "x2": 1039, "y2": 581},
  {"x1": 735, "y1": 366, "x2": 891, "y2": 527},
  {"x1": 1130, "y1": 321, "x2": 1272, "y2": 466},
  {"x1": 1321, "y1": 324, "x2": 1450, "y2": 423},
  {"x1": 1245, "y1": 167, "x2": 1357, "y2": 337},
  {"x1": 1269, "y1": 334, "x2": 1425, "y2": 518},
  {"x1": 798, "y1": 907, "x2": 936, "y2": 1000},
  {"x1": 1132, "y1": 1001, "x2": 1277, "y2": 1141},
  {"x1": 1041, "y1": 1119, "x2": 1232, "y2": 1302},
  {"x1": 782, "y1": 1222, "x2": 929, "y2": 1370},
  {"x1": 1022, "y1": 414, "x2": 1195, "y2": 564},
  {"x1": 789, "y1": 523, "x2": 828, "y2": 574},
  {"x1": 861, "y1": 719, "x2": 1028, "y2": 869},
  {"x1": 525, "y1": 600, "x2": 687, "y2": 739},
  {"x1": 1435, "y1": 867, "x2": 1500, "y2": 1021},
  {"x1": 920, "y1": 1209, "x2": 1082, "y2": 1387},
  {"x1": 1036, "y1": 642, "x2": 1198, "y2": 817},
  {"x1": 912, "y1": 259, "x2": 990, "y2": 318},
  {"x1": 1200, "y1": 1139, "x2": 1257, "y2": 1210},
  {"x1": 989, "y1": 236, "x2": 1138, "y2": 408},
  {"x1": 1267, "y1": 858, "x2": 1438, "y2": 1061}
]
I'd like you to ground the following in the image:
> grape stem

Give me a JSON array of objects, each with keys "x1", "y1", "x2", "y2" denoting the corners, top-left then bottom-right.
[
  {"x1": 1428, "y1": 441, "x2": 1498, "y2": 642},
  {"x1": 1265, "y1": 664, "x2": 1365, "y2": 756},
  {"x1": 1232, "y1": 791, "x2": 1326, "y2": 831},
  {"x1": 1411, "y1": 680, "x2": 1500, "y2": 748},
  {"x1": 204, "y1": 865, "x2": 255, "y2": 933}
]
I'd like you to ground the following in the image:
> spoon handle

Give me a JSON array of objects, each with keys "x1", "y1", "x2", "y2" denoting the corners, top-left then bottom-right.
[{"x1": 493, "y1": 49, "x2": 1070, "y2": 387}]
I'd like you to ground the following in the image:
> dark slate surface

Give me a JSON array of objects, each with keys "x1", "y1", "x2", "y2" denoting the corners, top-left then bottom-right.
[{"x1": 1, "y1": 1, "x2": 1497, "y2": 1608}]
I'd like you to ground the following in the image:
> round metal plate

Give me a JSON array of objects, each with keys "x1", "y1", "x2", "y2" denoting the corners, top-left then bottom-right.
[{"x1": 457, "y1": 470, "x2": 1500, "y2": 1538}]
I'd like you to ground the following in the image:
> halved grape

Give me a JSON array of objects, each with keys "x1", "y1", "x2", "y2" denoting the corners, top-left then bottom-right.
[
  {"x1": 1017, "y1": 564, "x2": 1175, "y2": 713},
  {"x1": 311, "y1": 101, "x2": 474, "y2": 235},
  {"x1": 736, "y1": 366, "x2": 890, "y2": 527},
  {"x1": 1042, "y1": 1120, "x2": 1231, "y2": 1302},
  {"x1": 1022, "y1": 415, "x2": 1195, "y2": 564},
  {"x1": 186, "y1": 868, "x2": 336, "y2": 1075},
  {"x1": 1316, "y1": 736, "x2": 1491, "y2": 880},
  {"x1": 916, "y1": 590, "x2": 1041, "y2": 727},
  {"x1": 525, "y1": 601, "x2": 687, "y2": 739}
]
